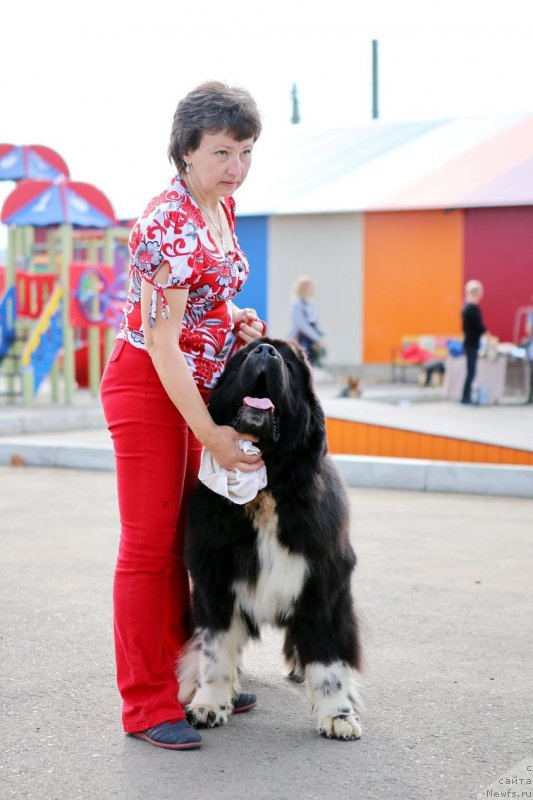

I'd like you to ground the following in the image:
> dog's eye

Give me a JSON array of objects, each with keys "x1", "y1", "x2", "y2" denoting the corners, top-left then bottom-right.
[{"x1": 285, "y1": 361, "x2": 295, "y2": 373}]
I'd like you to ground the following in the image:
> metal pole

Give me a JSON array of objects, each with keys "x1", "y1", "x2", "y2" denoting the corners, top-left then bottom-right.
[
  {"x1": 372, "y1": 39, "x2": 379, "y2": 120},
  {"x1": 291, "y1": 83, "x2": 301, "y2": 125}
]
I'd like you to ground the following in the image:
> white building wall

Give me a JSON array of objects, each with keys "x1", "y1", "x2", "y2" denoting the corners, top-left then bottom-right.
[{"x1": 267, "y1": 213, "x2": 364, "y2": 367}]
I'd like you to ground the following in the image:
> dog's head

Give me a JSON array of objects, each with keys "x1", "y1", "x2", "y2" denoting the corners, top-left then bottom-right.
[
  {"x1": 208, "y1": 338, "x2": 326, "y2": 458},
  {"x1": 338, "y1": 376, "x2": 361, "y2": 398}
]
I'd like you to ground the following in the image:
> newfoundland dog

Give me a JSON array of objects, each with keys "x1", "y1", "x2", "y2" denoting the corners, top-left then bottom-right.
[{"x1": 178, "y1": 338, "x2": 363, "y2": 740}]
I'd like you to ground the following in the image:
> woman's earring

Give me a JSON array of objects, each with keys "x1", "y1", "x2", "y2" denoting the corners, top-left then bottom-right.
[{"x1": 184, "y1": 162, "x2": 191, "y2": 174}]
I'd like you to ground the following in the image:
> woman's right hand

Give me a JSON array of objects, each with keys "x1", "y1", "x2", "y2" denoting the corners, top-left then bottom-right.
[{"x1": 204, "y1": 425, "x2": 264, "y2": 472}]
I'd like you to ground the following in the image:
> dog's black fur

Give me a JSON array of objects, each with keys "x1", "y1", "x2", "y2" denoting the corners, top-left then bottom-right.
[{"x1": 179, "y1": 338, "x2": 363, "y2": 740}]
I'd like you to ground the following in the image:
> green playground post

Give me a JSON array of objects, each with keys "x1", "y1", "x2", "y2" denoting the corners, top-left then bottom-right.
[
  {"x1": 6, "y1": 225, "x2": 16, "y2": 288},
  {"x1": 22, "y1": 226, "x2": 34, "y2": 269},
  {"x1": 47, "y1": 229, "x2": 57, "y2": 274},
  {"x1": 87, "y1": 238, "x2": 101, "y2": 397},
  {"x1": 60, "y1": 224, "x2": 75, "y2": 404},
  {"x1": 50, "y1": 359, "x2": 60, "y2": 402},
  {"x1": 21, "y1": 367, "x2": 34, "y2": 407}
]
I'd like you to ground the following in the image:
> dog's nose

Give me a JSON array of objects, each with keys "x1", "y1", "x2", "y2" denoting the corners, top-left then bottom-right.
[{"x1": 253, "y1": 343, "x2": 278, "y2": 360}]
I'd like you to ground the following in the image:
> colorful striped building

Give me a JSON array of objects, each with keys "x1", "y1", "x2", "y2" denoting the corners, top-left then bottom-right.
[{"x1": 234, "y1": 113, "x2": 533, "y2": 366}]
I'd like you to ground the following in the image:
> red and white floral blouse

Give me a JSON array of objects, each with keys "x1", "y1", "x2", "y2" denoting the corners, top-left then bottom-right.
[{"x1": 118, "y1": 175, "x2": 250, "y2": 394}]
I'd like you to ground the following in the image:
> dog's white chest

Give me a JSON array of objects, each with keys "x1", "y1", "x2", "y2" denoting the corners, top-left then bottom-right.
[{"x1": 233, "y1": 492, "x2": 308, "y2": 624}]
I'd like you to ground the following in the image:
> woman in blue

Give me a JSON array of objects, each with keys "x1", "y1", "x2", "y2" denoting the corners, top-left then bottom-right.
[{"x1": 288, "y1": 275, "x2": 325, "y2": 365}]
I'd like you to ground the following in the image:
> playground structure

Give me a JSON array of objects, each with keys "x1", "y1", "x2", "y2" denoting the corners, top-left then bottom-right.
[{"x1": 0, "y1": 144, "x2": 131, "y2": 405}]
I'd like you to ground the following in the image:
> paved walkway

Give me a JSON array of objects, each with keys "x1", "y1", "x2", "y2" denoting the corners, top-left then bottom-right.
[{"x1": 1, "y1": 467, "x2": 531, "y2": 800}]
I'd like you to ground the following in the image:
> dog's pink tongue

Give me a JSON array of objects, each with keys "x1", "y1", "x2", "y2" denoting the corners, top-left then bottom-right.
[{"x1": 243, "y1": 396, "x2": 275, "y2": 412}]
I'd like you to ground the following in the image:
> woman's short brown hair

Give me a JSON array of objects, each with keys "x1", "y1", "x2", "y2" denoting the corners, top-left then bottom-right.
[{"x1": 168, "y1": 81, "x2": 262, "y2": 173}]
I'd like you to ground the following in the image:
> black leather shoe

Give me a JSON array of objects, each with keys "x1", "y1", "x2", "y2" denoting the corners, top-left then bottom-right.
[{"x1": 130, "y1": 719, "x2": 202, "y2": 750}]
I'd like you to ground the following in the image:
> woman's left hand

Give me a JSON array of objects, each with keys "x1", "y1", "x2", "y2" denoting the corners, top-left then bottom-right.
[{"x1": 233, "y1": 307, "x2": 265, "y2": 344}]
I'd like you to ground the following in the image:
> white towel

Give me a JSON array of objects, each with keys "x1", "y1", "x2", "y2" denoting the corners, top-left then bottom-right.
[{"x1": 198, "y1": 440, "x2": 267, "y2": 505}]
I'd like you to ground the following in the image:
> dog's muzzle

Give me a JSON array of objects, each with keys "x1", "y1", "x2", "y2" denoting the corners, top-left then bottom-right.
[
  {"x1": 234, "y1": 396, "x2": 279, "y2": 442},
  {"x1": 232, "y1": 343, "x2": 287, "y2": 441}
]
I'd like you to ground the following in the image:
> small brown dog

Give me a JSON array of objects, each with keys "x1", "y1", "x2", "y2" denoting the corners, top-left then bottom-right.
[{"x1": 338, "y1": 377, "x2": 361, "y2": 398}]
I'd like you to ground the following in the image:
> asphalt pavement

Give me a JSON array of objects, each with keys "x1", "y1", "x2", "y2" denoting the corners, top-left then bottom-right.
[{"x1": 1, "y1": 466, "x2": 532, "y2": 800}]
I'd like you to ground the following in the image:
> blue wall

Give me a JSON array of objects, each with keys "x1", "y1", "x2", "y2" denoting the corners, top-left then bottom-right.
[{"x1": 235, "y1": 216, "x2": 268, "y2": 323}]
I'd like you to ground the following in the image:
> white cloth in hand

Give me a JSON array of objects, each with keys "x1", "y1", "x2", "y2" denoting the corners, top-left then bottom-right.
[{"x1": 198, "y1": 439, "x2": 267, "y2": 505}]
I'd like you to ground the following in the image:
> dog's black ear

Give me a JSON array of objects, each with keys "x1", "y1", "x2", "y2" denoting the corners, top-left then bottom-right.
[
  {"x1": 280, "y1": 340, "x2": 327, "y2": 461},
  {"x1": 305, "y1": 394, "x2": 327, "y2": 461}
]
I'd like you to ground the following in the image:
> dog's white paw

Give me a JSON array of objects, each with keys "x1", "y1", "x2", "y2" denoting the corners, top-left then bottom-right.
[
  {"x1": 319, "y1": 714, "x2": 362, "y2": 741},
  {"x1": 186, "y1": 702, "x2": 230, "y2": 729}
]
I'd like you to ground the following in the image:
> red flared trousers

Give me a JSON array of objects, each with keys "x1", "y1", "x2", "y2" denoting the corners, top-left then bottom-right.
[{"x1": 100, "y1": 339, "x2": 202, "y2": 732}]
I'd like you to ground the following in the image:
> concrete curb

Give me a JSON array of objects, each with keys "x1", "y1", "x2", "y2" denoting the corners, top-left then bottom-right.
[
  {"x1": 0, "y1": 440, "x2": 114, "y2": 471},
  {"x1": 333, "y1": 454, "x2": 533, "y2": 499},
  {"x1": 1, "y1": 438, "x2": 532, "y2": 498},
  {"x1": 0, "y1": 408, "x2": 106, "y2": 436}
]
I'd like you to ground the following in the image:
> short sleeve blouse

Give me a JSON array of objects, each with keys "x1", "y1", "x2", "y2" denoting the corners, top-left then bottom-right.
[{"x1": 118, "y1": 175, "x2": 250, "y2": 393}]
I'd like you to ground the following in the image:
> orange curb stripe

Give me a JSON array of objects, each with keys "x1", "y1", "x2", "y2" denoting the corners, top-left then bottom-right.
[{"x1": 325, "y1": 417, "x2": 533, "y2": 466}]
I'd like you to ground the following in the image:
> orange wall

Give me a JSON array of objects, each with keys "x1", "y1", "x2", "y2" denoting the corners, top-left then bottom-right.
[
  {"x1": 363, "y1": 210, "x2": 464, "y2": 363},
  {"x1": 326, "y1": 418, "x2": 533, "y2": 466}
]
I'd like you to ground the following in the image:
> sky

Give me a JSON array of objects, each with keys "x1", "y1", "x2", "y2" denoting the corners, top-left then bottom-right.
[{"x1": 2, "y1": 0, "x2": 533, "y2": 249}]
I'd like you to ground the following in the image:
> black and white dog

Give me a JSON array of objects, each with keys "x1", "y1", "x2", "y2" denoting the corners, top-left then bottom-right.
[{"x1": 178, "y1": 338, "x2": 363, "y2": 740}]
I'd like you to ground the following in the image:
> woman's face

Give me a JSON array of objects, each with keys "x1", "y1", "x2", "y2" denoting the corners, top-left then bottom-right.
[
  {"x1": 302, "y1": 281, "x2": 315, "y2": 299},
  {"x1": 184, "y1": 131, "x2": 254, "y2": 201}
]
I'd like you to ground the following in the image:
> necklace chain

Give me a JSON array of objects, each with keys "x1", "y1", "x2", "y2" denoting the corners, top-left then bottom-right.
[
  {"x1": 200, "y1": 203, "x2": 224, "y2": 239},
  {"x1": 200, "y1": 202, "x2": 232, "y2": 255},
  {"x1": 183, "y1": 177, "x2": 228, "y2": 251}
]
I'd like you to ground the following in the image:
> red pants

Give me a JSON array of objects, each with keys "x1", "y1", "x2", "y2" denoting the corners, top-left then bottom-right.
[{"x1": 100, "y1": 339, "x2": 202, "y2": 732}]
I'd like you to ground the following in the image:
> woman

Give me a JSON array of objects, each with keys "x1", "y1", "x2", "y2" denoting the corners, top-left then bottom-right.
[
  {"x1": 100, "y1": 82, "x2": 266, "y2": 750},
  {"x1": 288, "y1": 275, "x2": 325, "y2": 365}
]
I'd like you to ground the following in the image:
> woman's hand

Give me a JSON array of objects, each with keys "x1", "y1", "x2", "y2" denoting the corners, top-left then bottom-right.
[
  {"x1": 232, "y1": 306, "x2": 265, "y2": 344},
  {"x1": 203, "y1": 424, "x2": 264, "y2": 473}
]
